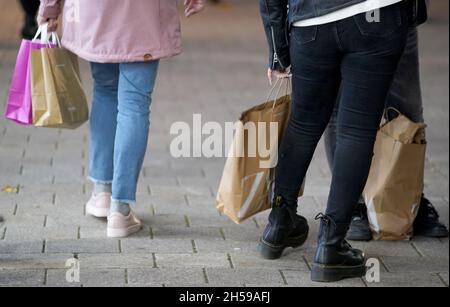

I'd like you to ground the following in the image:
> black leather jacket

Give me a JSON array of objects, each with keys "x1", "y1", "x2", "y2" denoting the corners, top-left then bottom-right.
[{"x1": 260, "y1": 0, "x2": 428, "y2": 70}]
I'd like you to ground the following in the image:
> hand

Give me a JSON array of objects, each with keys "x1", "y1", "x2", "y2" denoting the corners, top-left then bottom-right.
[
  {"x1": 267, "y1": 68, "x2": 290, "y2": 85},
  {"x1": 184, "y1": 0, "x2": 205, "y2": 17},
  {"x1": 37, "y1": 15, "x2": 58, "y2": 32}
]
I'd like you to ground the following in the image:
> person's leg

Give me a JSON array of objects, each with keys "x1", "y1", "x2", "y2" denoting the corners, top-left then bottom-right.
[
  {"x1": 19, "y1": 0, "x2": 40, "y2": 39},
  {"x1": 326, "y1": 6, "x2": 409, "y2": 225},
  {"x1": 311, "y1": 3, "x2": 409, "y2": 282},
  {"x1": 259, "y1": 23, "x2": 341, "y2": 260},
  {"x1": 323, "y1": 101, "x2": 339, "y2": 169},
  {"x1": 106, "y1": 61, "x2": 159, "y2": 238},
  {"x1": 86, "y1": 63, "x2": 119, "y2": 218}
]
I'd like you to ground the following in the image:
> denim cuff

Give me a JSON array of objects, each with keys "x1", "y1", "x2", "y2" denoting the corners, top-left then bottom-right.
[{"x1": 88, "y1": 176, "x2": 113, "y2": 185}]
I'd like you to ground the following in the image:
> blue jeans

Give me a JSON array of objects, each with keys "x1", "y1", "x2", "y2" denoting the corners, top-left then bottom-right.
[
  {"x1": 324, "y1": 27, "x2": 424, "y2": 170},
  {"x1": 89, "y1": 61, "x2": 159, "y2": 204},
  {"x1": 274, "y1": 2, "x2": 409, "y2": 223}
]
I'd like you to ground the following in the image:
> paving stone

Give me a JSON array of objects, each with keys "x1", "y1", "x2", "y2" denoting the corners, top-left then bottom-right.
[
  {"x1": 4, "y1": 226, "x2": 78, "y2": 241},
  {"x1": 152, "y1": 225, "x2": 223, "y2": 241},
  {"x1": 231, "y1": 252, "x2": 310, "y2": 271},
  {"x1": 77, "y1": 254, "x2": 155, "y2": 269},
  {"x1": 128, "y1": 268, "x2": 206, "y2": 286},
  {"x1": 206, "y1": 268, "x2": 285, "y2": 286},
  {"x1": 121, "y1": 238, "x2": 194, "y2": 254},
  {"x1": 150, "y1": 185, "x2": 212, "y2": 197},
  {"x1": 45, "y1": 238, "x2": 120, "y2": 254},
  {"x1": 367, "y1": 272, "x2": 446, "y2": 287},
  {"x1": 0, "y1": 253, "x2": 73, "y2": 270},
  {"x1": 382, "y1": 256, "x2": 450, "y2": 273},
  {"x1": 45, "y1": 269, "x2": 82, "y2": 287},
  {"x1": 155, "y1": 253, "x2": 230, "y2": 269},
  {"x1": 438, "y1": 272, "x2": 449, "y2": 287},
  {"x1": 0, "y1": 270, "x2": 45, "y2": 287},
  {"x1": 282, "y1": 270, "x2": 366, "y2": 287},
  {"x1": 195, "y1": 239, "x2": 259, "y2": 254},
  {"x1": 0, "y1": 240, "x2": 44, "y2": 254},
  {"x1": 411, "y1": 238, "x2": 450, "y2": 258}
]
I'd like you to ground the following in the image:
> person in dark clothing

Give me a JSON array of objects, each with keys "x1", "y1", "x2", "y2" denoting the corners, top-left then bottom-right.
[
  {"x1": 259, "y1": 0, "x2": 411, "y2": 282},
  {"x1": 19, "y1": 0, "x2": 40, "y2": 39}
]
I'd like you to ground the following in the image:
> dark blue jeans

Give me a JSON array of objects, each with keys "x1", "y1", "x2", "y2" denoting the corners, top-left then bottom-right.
[{"x1": 274, "y1": 2, "x2": 409, "y2": 224}]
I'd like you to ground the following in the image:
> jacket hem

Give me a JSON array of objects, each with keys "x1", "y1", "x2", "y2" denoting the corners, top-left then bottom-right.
[{"x1": 62, "y1": 40, "x2": 182, "y2": 63}]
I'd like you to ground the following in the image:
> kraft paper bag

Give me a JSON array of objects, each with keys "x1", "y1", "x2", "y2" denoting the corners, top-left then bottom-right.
[
  {"x1": 364, "y1": 113, "x2": 427, "y2": 241},
  {"x1": 216, "y1": 81, "x2": 303, "y2": 224},
  {"x1": 31, "y1": 46, "x2": 88, "y2": 129}
]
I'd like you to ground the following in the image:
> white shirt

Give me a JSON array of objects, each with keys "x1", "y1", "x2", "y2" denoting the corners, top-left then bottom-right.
[{"x1": 293, "y1": 0, "x2": 403, "y2": 27}]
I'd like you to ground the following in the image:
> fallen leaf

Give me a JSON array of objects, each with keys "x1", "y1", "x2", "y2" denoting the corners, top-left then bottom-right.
[{"x1": 2, "y1": 185, "x2": 19, "y2": 194}]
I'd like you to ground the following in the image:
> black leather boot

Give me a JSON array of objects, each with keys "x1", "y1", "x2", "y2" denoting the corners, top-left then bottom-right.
[
  {"x1": 259, "y1": 196, "x2": 309, "y2": 260},
  {"x1": 311, "y1": 213, "x2": 366, "y2": 282}
]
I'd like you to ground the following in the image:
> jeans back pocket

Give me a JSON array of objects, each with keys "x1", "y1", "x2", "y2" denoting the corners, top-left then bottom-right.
[{"x1": 291, "y1": 26, "x2": 318, "y2": 45}]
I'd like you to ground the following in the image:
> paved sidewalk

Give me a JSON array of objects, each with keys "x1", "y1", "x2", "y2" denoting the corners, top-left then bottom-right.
[{"x1": 0, "y1": 0, "x2": 448, "y2": 287}]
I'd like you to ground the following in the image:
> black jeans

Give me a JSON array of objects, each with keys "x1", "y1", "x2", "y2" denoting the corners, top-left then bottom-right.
[
  {"x1": 274, "y1": 2, "x2": 409, "y2": 224},
  {"x1": 19, "y1": 0, "x2": 40, "y2": 19}
]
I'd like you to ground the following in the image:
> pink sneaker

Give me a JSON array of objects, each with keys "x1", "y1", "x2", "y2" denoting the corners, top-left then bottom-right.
[
  {"x1": 86, "y1": 193, "x2": 111, "y2": 218},
  {"x1": 107, "y1": 211, "x2": 142, "y2": 238}
]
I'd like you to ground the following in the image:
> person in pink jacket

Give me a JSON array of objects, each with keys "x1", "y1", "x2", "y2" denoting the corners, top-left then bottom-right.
[{"x1": 38, "y1": 0, "x2": 204, "y2": 238}]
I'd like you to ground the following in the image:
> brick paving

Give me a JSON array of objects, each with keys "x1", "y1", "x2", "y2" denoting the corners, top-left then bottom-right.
[{"x1": 0, "y1": 0, "x2": 448, "y2": 287}]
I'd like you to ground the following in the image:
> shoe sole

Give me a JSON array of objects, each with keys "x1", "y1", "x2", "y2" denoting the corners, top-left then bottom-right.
[
  {"x1": 86, "y1": 204, "x2": 109, "y2": 218},
  {"x1": 107, "y1": 224, "x2": 142, "y2": 238},
  {"x1": 258, "y1": 230, "x2": 309, "y2": 260},
  {"x1": 311, "y1": 262, "x2": 366, "y2": 282}
]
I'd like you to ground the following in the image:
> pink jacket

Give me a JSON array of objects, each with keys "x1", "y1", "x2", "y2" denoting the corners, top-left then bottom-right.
[{"x1": 39, "y1": 0, "x2": 182, "y2": 63}]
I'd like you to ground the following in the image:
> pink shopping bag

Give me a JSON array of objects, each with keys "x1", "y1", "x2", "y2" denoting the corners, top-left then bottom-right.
[{"x1": 5, "y1": 32, "x2": 56, "y2": 125}]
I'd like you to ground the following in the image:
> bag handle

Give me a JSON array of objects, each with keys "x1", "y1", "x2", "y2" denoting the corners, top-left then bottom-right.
[
  {"x1": 32, "y1": 23, "x2": 62, "y2": 48},
  {"x1": 383, "y1": 107, "x2": 402, "y2": 123}
]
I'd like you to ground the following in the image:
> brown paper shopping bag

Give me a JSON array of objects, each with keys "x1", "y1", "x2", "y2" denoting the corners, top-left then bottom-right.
[
  {"x1": 216, "y1": 80, "x2": 302, "y2": 224},
  {"x1": 364, "y1": 111, "x2": 427, "y2": 241},
  {"x1": 31, "y1": 46, "x2": 88, "y2": 129}
]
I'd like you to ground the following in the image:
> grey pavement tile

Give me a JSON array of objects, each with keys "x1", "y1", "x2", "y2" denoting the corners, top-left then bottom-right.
[
  {"x1": 382, "y1": 256, "x2": 449, "y2": 273},
  {"x1": 45, "y1": 238, "x2": 120, "y2": 254},
  {"x1": 121, "y1": 238, "x2": 194, "y2": 254},
  {"x1": 77, "y1": 253, "x2": 155, "y2": 269},
  {"x1": 155, "y1": 253, "x2": 230, "y2": 269},
  {"x1": 152, "y1": 225, "x2": 224, "y2": 241},
  {"x1": 231, "y1": 252, "x2": 310, "y2": 271},
  {"x1": 128, "y1": 268, "x2": 206, "y2": 286},
  {"x1": 195, "y1": 239, "x2": 259, "y2": 254},
  {"x1": 281, "y1": 270, "x2": 366, "y2": 287},
  {"x1": 206, "y1": 268, "x2": 285, "y2": 286},
  {"x1": 0, "y1": 270, "x2": 45, "y2": 287},
  {"x1": 367, "y1": 272, "x2": 447, "y2": 287},
  {"x1": 0, "y1": 240, "x2": 44, "y2": 254},
  {"x1": 0, "y1": 253, "x2": 73, "y2": 270}
]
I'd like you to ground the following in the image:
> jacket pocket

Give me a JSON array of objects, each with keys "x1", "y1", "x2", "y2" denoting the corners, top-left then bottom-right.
[
  {"x1": 291, "y1": 26, "x2": 318, "y2": 45},
  {"x1": 353, "y1": 4, "x2": 403, "y2": 38}
]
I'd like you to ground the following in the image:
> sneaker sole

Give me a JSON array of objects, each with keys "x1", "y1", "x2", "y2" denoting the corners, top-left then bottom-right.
[
  {"x1": 86, "y1": 204, "x2": 109, "y2": 218},
  {"x1": 107, "y1": 224, "x2": 142, "y2": 238},
  {"x1": 311, "y1": 262, "x2": 366, "y2": 282},
  {"x1": 258, "y1": 230, "x2": 309, "y2": 260}
]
